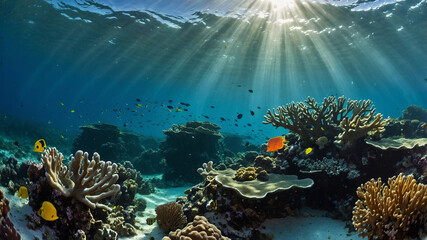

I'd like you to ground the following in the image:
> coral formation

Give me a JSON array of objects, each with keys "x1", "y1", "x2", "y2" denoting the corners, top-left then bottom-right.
[
  {"x1": 72, "y1": 123, "x2": 143, "y2": 163},
  {"x1": 105, "y1": 206, "x2": 137, "y2": 237},
  {"x1": 41, "y1": 147, "x2": 120, "y2": 211},
  {"x1": 233, "y1": 166, "x2": 269, "y2": 181},
  {"x1": 263, "y1": 96, "x2": 388, "y2": 145},
  {"x1": 0, "y1": 189, "x2": 21, "y2": 240},
  {"x1": 162, "y1": 121, "x2": 224, "y2": 184},
  {"x1": 215, "y1": 169, "x2": 313, "y2": 198},
  {"x1": 365, "y1": 137, "x2": 427, "y2": 150},
  {"x1": 197, "y1": 161, "x2": 218, "y2": 179},
  {"x1": 399, "y1": 105, "x2": 427, "y2": 122},
  {"x1": 163, "y1": 215, "x2": 230, "y2": 240},
  {"x1": 155, "y1": 201, "x2": 187, "y2": 233},
  {"x1": 352, "y1": 174, "x2": 427, "y2": 240},
  {"x1": 253, "y1": 155, "x2": 276, "y2": 173}
]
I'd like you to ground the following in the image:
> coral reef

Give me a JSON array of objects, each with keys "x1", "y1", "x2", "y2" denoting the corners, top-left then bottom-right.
[
  {"x1": 163, "y1": 215, "x2": 230, "y2": 240},
  {"x1": 105, "y1": 206, "x2": 137, "y2": 237},
  {"x1": 72, "y1": 123, "x2": 143, "y2": 163},
  {"x1": 263, "y1": 96, "x2": 388, "y2": 145},
  {"x1": 161, "y1": 121, "x2": 224, "y2": 185},
  {"x1": 352, "y1": 174, "x2": 427, "y2": 240},
  {"x1": 41, "y1": 147, "x2": 120, "y2": 211},
  {"x1": 399, "y1": 105, "x2": 427, "y2": 122},
  {"x1": 155, "y1": 201, "x2": 187, "y2": 233},
  {"x1": 233, "y1": 166, "x2": 269, "y2": 181},
  {"x1": 0, "y1": 189, "x2": 21, "y2": 240},
  {"x1": 132, "y1": 147, "x2": 165, "y2": 174}
]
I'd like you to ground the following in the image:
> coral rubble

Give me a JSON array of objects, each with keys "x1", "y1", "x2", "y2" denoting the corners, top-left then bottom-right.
[
  {"x1": 352, "y1": 174, "x2": 427, "y2": 239},
  {"x1": 163, "y1": 215, "x2": 230, "y2": 240}
]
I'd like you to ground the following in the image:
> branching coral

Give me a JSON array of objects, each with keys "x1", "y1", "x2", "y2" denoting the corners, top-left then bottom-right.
[
  {"x1": 155, "y1": 201, "x2": 187, "y2": 233},
  {"x1": 163, "y1": 215, "x2": 230, "y2": 240},
  {"x1": 263, "y1": 96, "x2": 388, "y2": 145},
  {"x1": 352, "y1": 174, "x2": 427, "y2": 240},
  {"x1": 41, "y1": 147, "x2": 120, "y2": 211}
]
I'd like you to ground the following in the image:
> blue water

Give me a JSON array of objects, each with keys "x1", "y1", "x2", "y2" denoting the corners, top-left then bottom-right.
[{"x1": 0, "y1": 0, "x2": 426, "y2": 143}]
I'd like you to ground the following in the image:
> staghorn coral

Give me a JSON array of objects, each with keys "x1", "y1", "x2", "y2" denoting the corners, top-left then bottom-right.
[
  {"x1": 41, "y1": 147, "x2": 120, "y2": 211},
  {"x1": 352, "y1": 174, "x2": 427, "y2": 240},
  {"x1": 263, "y1": 96, "x2": 388, "y2": 145},
  {"x1": 0, "y1": 189, "x2": 21, "y2": 240},
  {"x1": 163, "y1": 215, "x2": 230, "y2": 240},
  {"x1": 156, "y1": 201, "x2": 187, "y2": 233}
]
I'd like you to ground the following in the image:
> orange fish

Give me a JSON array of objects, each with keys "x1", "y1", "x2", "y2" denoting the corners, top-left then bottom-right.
[{"x1": 267, "y1": 136, "x2": 285, "y2": 152}]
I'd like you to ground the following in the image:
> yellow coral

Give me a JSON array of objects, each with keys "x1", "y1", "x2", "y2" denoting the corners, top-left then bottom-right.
[
  {"x1": 352, "y1": 174, "x2": 427, "y2": 240},
  {"x1": 234, "y1": 167, "x2": 268, "y2": 181}
]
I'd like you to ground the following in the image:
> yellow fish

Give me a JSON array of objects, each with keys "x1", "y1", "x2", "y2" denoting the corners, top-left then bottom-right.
[
  {"x1": 60, "y1": 102, "x2": 64, "y2": 106},
  {"x1": 146, "y1": 217, "x2": 156, "y2": 225},
  {"x1": 70, "y1": 110, "x2": 75, "y2": 113},
  {"x1": 33, "y1": 139, "x2": 46, "y2": 152},
  {"x1": 37, "y1": 201, "x2": 59, "y2": 221},
  {"x1": 305, "y1": 147, "x2": 313, "y2": 155},
  {"x1": 137, "y1": 103, "x2": 142, "y2": 107},
  {"x1": 267, "y1": 136, "x2": 285, "y2": 152},
  {"x1": 17, "y1": 186, "x2": 28, "y2": 199}
]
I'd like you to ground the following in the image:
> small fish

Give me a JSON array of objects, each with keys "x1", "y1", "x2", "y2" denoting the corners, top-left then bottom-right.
[
  {"x1": 60, "y1": 102, "x2": 64, "y2": 106},
  {"x1": 70, "y1": 110, "x2": 75, "y2": 113},
  {"x1": 61, "y1": 135, "x2": 64, "y2": 139},
  {"x1": 146, "y1": 217, "x2": 156, "y2": 225},
  {"x1": 167, "y1": 105, "x2": 173, "y2": 109},
  {"x1": 33, "y1": 139, "x2": 46, "y2": 152},
  {"x1": 245, "y1": 142, "x2": 250, "y2": 146},
  {"x1": 250, "y1": 110, "x2": 255, "y2": 116},
  {"x1": 248, "y1": 89, "x2": 253, "y2": 93},
  {"x1": 168, "y1": 109, "x2": 172, "y2": 112},
  {"x1": 17, "y1": 186, "x2": 28, "y2": 199},
  {"x1": 237, "y1": 113, "x2": 243, "y2": 119},
  {"x1": 136, "y1": 98, "x2": 141, "y2": 102},
  {"x1": 220, "y1": 117, "x2": 226, "y2": 121},
  {"x1": 13, "y1": 141, "x2": 19, "y2": 146},
  {"x1": 149, "y1": 237, "x2": 155, "y2": 240},
  {"x1": 267, "y1": 136, "x2": 285, "y2": 152},
  {"x1": 210, "y1": 106, "x2": 215, "y2": 108},
  {"x1": 37, "y1": 201, "x2": 59, "y2": 221},
  {"x1": 136, "y1": 103, "x2": 142, "y2": 107},
  {"x1": 305, "y1": 147, "x2": 313, "y2": 155}
]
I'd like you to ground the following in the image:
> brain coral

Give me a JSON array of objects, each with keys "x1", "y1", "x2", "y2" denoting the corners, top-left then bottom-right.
[
  {"x1": 163, "y1": 215, "x2": 230, "y2": 240},
  {"x1": 156, "y1": 201, "x2": 187, "y2": 233},
  {"x1": 352, "y1": 174, "x2": 427, "y2": 240}
]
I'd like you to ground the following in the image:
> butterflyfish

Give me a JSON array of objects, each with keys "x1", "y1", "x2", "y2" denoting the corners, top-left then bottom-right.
[
  {"x1": 146, "y1": 217, "x2": 156, "y2": 225},
  {"x1": 267, "y1": 136, "x2": 285, "y2": 152},
  {"x1": 305, "y1": 147, "x2": 313, "y2": 155},
  {"x1": 17, "y1": 186, "x2": 28, "y2": 199},
  {"x1": 37, "y1": 201, "x2": 59, "y2": 221},
  {"x1": 33, "y1": 139, "x2": 46, "y2": 152}
]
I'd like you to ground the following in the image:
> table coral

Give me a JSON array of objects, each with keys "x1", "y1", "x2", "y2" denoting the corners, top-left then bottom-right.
[
  {"x1": 263, "y1": 96, "x2": 388, "y2": 145},
  {"x1": 216, "y1": 169, "x2": 313, "y2": 198},
  {"x1": 41, "y1": 147, "x2": 120, "y2": 211},
  {"x1": 163, "y1": 215, "x2": 230, "y2": 240},
  {"x1": 352, "y1": 174, "x2": 427, "y2": 240}
]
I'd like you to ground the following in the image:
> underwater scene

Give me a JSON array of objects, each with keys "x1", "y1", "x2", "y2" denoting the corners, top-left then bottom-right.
[{"x1": 0, "y1": 0, "x2": 426, "y2": 239}]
